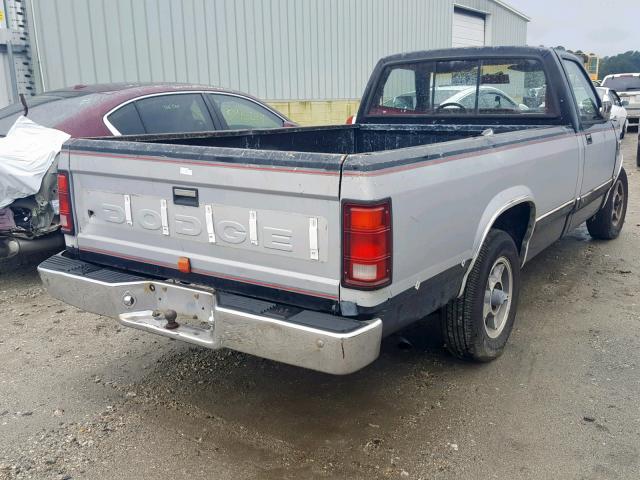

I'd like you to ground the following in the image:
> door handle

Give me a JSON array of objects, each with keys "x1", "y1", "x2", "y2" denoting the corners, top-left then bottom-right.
[{"x1": 585, "y1": 133, "x2": 593, "y2": 145}]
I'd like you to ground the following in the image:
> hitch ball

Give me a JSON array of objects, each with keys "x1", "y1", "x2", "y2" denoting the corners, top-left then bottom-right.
[{"x1": 164, "y1": 309, "x2": 179, "y2": 330}]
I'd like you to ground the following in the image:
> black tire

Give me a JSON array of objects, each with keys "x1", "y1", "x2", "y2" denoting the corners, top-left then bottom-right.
[
  {"x1": 586, "y1": 167, "x2": 628, "y2": 240},
  {"x1": 440, "y1": 229, "x2": 521, "y2": 362}
]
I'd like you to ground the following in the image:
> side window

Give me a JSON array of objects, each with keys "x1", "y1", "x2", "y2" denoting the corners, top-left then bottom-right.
[
  {"x1": 210, "y1": 95, "x2": 283, "y2": 129},
  {"x1": 611, "y1": 90, "x2": 622, "y2": 107},
  {"x1": 135, "y1": 94, "x2": 215, "y2": 134},
  {"x1": 563, "y1": 60, "x2": 602, "y2": 123},
  {"x1": 107, "y1": 103, "x2": 145, "y2": 135}
]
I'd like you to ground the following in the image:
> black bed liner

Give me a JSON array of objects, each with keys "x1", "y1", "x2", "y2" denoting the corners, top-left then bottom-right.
[{"x1": 76, "y1": 123, "x2": 545, "y2": 155}]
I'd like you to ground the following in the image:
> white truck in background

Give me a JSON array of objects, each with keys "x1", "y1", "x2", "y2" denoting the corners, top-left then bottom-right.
[{"x1": 602, "y1": 73, "x2": 640, "y2": 131}]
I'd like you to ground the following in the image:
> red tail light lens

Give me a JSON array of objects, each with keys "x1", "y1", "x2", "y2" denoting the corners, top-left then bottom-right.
[
  {"x1": 57, "y1": 172, "x2": 74, "y2": 234},
  {"x1": 342, "y1": 199, "x2": 392, "y2": 289}
]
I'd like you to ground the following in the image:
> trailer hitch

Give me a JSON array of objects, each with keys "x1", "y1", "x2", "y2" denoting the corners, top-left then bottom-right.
[{"x1": 152, "y1": 309, "x2": 179, "y2": 330}]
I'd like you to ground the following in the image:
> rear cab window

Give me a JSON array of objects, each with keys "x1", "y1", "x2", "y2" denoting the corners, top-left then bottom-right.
[{"x1": 368, "y1": 57, "x2": 553, "y2": 118}]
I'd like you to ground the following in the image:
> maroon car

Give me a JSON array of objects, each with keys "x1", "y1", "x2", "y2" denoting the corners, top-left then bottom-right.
[
  {"x1": 0, "y1": 84, "x2": 295, "y2": 260},
  {"x1": 0, "y1": 83, "x2": 295, "y2": 137}
]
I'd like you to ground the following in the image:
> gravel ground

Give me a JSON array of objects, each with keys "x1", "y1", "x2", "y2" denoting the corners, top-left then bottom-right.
[{"x1": 1, "y1": 135, "x2": 639, "y2": 480}]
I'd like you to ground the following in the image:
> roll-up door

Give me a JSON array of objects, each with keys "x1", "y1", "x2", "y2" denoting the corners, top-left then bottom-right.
[{"x1": 452, "y1": 9, "x2": 486, "y2": 47}]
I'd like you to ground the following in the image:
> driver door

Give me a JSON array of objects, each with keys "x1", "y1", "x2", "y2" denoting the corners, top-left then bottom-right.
[{"x1": 562, "y1": 59, "x2": 616, "y2": 205}]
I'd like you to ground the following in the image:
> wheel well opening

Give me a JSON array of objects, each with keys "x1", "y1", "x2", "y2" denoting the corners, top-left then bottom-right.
[{"x1": 493, "y1": 202, "x2": 534, "y2": 258}]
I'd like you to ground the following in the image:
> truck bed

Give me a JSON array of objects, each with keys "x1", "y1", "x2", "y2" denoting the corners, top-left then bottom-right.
[
  {"x1": 64, "y1": 122, "x2": 562, "y2": 314},
  {"x1": 102, "y1": 123, "x2": 545, "y2": 155}
]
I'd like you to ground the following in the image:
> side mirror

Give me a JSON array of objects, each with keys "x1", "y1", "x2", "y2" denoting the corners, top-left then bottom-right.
[
  {"x1": 621, "y1": 100, "x2": 629, "y2": 107},
  {"x1": 599, "y1": 100, "x2": 612, "y2": 121}
]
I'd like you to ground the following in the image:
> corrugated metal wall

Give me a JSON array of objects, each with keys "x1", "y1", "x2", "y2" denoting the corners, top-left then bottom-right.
[
  {"x1": 1, "y1": 0, "x2": 38, "y2": 109},
  {"x1": 29, "y1": 0, "x2": 527, "y2": 101}
]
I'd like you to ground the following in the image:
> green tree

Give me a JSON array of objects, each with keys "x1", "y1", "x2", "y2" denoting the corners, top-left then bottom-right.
[{"x1": 600, "y1": 51, "x2": 640, "y2": 78}]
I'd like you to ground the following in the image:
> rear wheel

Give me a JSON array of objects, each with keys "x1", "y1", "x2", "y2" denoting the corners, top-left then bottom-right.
[
  {"x1": 441, "y1": 229, "x2": 521, "y2": 362},
  {"x1": 587, "y1": 168, "x2": 628, "y2": 240}
]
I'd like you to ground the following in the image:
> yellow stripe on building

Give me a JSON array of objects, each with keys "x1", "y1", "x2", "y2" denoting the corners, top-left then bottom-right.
[{"x1": 268, "y1": 100, "x2": 361, "y2": 126}]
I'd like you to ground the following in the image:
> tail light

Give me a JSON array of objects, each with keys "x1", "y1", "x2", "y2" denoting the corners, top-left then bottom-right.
[
  {"x1": 342, "y1": 199, "x2": 392, "y2": 289},
  {"x1": 57, "y1": 172, "x2": 74, "y2": 235}
]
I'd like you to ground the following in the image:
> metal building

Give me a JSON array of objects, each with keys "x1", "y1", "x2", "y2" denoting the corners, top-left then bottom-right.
[{"x1": 1, "y1": 0, "x2": 529, "y2": 124}]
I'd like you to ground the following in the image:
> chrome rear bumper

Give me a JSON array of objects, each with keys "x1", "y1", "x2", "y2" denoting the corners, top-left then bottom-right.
[{"x1": 38, "y1": 254, "x2": 382, "y2": 375}]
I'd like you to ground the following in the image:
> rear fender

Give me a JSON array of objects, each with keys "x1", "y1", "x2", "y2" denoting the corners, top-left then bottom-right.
[{"x1": 458, "y1": 187, "x2": 536, "y2": 297}]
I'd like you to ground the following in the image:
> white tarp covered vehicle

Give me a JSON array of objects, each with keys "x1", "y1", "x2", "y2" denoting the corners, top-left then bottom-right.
[{"x1": 0, "y1": 117, "x2": 70, "y2": 259}]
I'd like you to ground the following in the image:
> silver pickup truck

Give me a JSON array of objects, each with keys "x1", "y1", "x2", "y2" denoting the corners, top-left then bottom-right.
[{"x1": 39, "y1": 47, "x2": 627, "y2": 374}]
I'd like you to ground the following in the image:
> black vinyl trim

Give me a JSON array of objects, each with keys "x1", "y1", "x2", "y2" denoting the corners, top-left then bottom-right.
[
  {"x1": 356, "y1": 263, "x2": 467, "y2": 337},
  {"x1": 215, "y1": 292, "x2": 365, "y2": 334},
  {"x1": 65, "y1": 133, "x2": 348, "y2": 172},
  {"x1": 577, "y1": 179, "x2": 613, "y2": 210},
  {"x1": 536, "y1": 200, "x2": 576, "y2": 228},
  {"x1": 342, "y1": 128, "x2": 569, "y2": 172}
]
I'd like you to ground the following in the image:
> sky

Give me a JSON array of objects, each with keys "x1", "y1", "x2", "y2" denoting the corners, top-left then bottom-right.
[{"x1": 505, "y1": 0, "x2": 639, "y2": 57}]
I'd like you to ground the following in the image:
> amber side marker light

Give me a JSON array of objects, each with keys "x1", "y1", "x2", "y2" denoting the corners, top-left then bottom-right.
[
  {"x1": 177, "y1": 257, "x2": 191, "y2": 273},
  {"x1": 342, "y1": 199, "x2": 392, "y2": 290}
]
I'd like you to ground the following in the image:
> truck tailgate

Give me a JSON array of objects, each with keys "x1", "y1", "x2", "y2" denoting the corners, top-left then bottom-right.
[{"x1": 63, "y1": 139, "x2": 344, "y2": 301}]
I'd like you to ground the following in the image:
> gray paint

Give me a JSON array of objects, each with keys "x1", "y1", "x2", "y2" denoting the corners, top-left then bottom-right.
[
  {"x1": 340, "y1": 126, "x2": 584, "y2": 306},
  {"x1": 28, "y1": 0, "x2": 527, "y2": 101},
  {"x1": 57, "y1": 122, "x2": 619, "y2": 306},
  {"x1": 65, "y1": 143, "x2": 343, "y2": 299}
]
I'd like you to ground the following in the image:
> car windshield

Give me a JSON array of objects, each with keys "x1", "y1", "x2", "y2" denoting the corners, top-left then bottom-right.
[
  {"x1": 0, "y1": 91, "x2": 97, "y2": 135},
  {"x1": 602, "y1": 76, "x2": 640, "y2": 91}
]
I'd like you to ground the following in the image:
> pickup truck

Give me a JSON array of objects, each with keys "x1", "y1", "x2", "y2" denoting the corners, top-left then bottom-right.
[
  {"x1": 601, "y1": 73, "x2": 640, "y2": 130},
  {"x1": 38, "y1": 47, "x2": 627, "y2": 375}
]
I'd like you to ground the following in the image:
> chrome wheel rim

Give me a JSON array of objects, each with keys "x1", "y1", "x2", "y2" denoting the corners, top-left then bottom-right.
[
  {"x1": 483, "y1": 257, "x2": 513, "y2": 339},
  {"x1": 611, "y1": 180, "x2": 625, "y2": 227}
]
